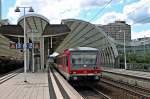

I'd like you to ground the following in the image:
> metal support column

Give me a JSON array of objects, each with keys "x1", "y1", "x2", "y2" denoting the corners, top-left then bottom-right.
[
  {"x1": 40, "y1": 37, "x2": 44, "y2": 71},
  {"x1": 27, "y1": 36, "x2": 30, "y2": 71},
  {"x1": 32, "y1": 30, "x2": 35, "y2": 72},
  {"x1": 51, "y1": 36, "x2": 52, "y2": 48}
]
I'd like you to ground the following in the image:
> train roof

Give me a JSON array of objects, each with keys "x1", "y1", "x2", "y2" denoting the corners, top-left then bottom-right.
[{"x1": 68, "y1": 47, "x2": 98, "y2": 51}]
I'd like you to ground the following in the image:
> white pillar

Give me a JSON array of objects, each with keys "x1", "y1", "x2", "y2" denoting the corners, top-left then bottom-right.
[
  {"x1": 51, "y1": 36, "x2": 52, "y2": 48},
  {"x1": 32, "y1": 30, "x2": 35, "y2": 72},
  {"x1": 124, "y1": 31, "x2": 127, "y2": 70},
  {"x1": 48, "y1": 38, "x2": 49, "y2": 55},
  {"x1": 27, "y1": 36, "x2": 30, "y2": 71},
  {"x1": 40, "y1": 37, "x2": 44, "y2": 71},
  {"x1": 23, "y1": 8, "x2": 27, "y2": 81}
]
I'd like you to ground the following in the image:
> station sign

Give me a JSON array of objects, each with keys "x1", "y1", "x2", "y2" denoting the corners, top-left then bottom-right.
[
  {"x1": 16, "y1": 43, "x2": 23, "y2": 49},
  {"x1": 27, "y1": 43, "x2": 33, "y2": 49},
  {"x1": 9, "y1": 43, "x2": 40, "y2": 49},
  {"x1": 9, "y1": 43, "x2": 16, "y2": 49}
]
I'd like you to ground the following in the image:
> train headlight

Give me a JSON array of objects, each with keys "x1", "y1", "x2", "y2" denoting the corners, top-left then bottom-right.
[
  {"x1": 73, "y1": 76, "x2": 78, "y2": 80},
  {"x1": 94, "y1": 76, "x2": 99, "y2": 80},
  {"x1": 73, "y1": 72, "x2": 76, "y2": 74},
  {"x1": 83, "y1": 64, "x2": 87, "y2": 67}
]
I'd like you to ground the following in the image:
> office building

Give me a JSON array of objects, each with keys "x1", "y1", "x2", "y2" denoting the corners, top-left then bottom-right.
[{"x1": 97, "y1": 21, "x2": 131, "y2": 42}]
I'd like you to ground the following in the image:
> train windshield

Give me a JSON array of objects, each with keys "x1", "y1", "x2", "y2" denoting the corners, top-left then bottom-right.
[{"x1": 71, "y1": 51, "x2": 97, "y2": 65}]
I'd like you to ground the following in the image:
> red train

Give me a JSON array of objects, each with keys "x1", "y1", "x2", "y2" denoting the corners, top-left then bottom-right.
[{"x1": 55, "y1": 47, "x2": 102, "y2": 81}]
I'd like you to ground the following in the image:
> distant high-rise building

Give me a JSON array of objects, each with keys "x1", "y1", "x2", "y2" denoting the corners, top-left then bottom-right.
[{"x1": 97, "y1": 21, "x2": 131, "y2": 42}]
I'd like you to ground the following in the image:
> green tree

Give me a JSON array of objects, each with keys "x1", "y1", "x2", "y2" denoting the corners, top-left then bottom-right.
[
  {"x1": 119, "y1": 52, "x2": 150, "y2": 63},
  {"x1": 144, "y1": 53, "x2": 150, "y2": 63},
  {"x1": 126, "y1": 53, "x2": 137, "y2": 63}
]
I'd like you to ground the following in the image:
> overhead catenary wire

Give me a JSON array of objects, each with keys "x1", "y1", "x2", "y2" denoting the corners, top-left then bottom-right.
[
  {"x1": 71, "y1": 0, "x2": 112, "y2": 33},
  {"x1": 125, "y1": 0, "x2": 149, "y2": 16},
  {"x1": 124, "y1": 0, "x2": 150, "y2": 25},
  {"x1": 56, "y1": 0, "x2": 149, "y2": 52},
  {"x1": 87, "y1": 0, "x2": 149, "y2": 23},
  {"x1": 88, "y1": 0, "x2": 112, "y2": 22},
  {"x1": 57, "y1": 0, "x2": 113, "y2": 50},
  {"x1": 135, "y1": 16, "x2": 150, "y2": 24},
  {"x1": 79, "y1": 0, "x2": 112, "y2": 23}
]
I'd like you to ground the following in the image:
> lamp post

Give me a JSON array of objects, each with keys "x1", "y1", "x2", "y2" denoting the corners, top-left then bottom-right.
[
  {"x1": 133, "y1": 40, "x2": 136, "y2": 54},
  {"x1": 15, "y1": 7, "x2": 34, "y2": 82},
  {"x1": 118, "y1": 30, "x2": 127, "y2": 69},
  {"x1": 123, "y1": 30, "x2": 127, "y2": 70},
  {"x1": 142, "y1": 36, "x2": 146, "y2": 61}
]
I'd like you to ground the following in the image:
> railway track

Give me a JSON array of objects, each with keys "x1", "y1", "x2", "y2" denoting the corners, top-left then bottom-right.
[
  {"x1": 97, "y1": 78, "x2": 150, "y2": 99},
  {"x1": 73, "y1": 84, "x2": 110, "y2": 99},
  {"x1": 0, "y1": 68, "x2": 23, "y2": 84},
  {"x1": 89, "y1": 87, "x2": 111, "y2": 99},
  {"x1": 72, "y1": 77, "x2": 150, "y2": 99}
]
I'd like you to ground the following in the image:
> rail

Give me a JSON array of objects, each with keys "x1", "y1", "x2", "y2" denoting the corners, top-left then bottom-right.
[
  {"x1": 0, "y1": 68, "x2": 23, "y2": 84},
  {"x1": 101, "y1": 78, "x2": 150, "y2": 99},
  {"x1": 74, "y1": 84, "x2": 111, "y2": 99},
  {"x1": 89, "y1": 86, "x2": 111, "y2": 99}
]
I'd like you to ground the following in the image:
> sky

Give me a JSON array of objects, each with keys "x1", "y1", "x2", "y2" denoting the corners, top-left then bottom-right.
[{"x1": 1, "y1": 0, "x2": 150, "y2": 39}]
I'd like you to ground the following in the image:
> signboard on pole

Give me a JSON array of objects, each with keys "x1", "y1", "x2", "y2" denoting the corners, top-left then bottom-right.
[
  {"x1": 16, "y1": 43, "x2": 23, "y2": 49},
  {"x1": 9, "y1": 43, "x2": 16, "y2": 49},
  {"x1": 9, "y1": 43, "x2": 40, "y2": 49},
  {"x1": 27, "y1": 43, "x2": 33, "y2": 49}
]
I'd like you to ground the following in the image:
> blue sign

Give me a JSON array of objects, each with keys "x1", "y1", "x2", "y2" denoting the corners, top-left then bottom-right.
[
  {"x1": 16, "y1": 43, "x2": 23, "y2": 49},
  {"x1": 27, "y1": 43, "x2": 33, "y2": 49},
  {"x1": 15, "y1": 43, "x2": 34, "y2": 49},
  {"x1": 23, "y1": 44, "x2": 27, "y2": 49}
]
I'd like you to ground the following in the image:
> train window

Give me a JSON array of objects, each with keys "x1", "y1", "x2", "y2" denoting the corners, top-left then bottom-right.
[
  {"x1": 72, "y1": 58, "x2": 75, "y2": 64},
  {"x1": 71, "y1": 52, "x2": 97, "y2": 65},
  {"x1": 84, "y1": 55, "x2": 96, "y2": 64}
]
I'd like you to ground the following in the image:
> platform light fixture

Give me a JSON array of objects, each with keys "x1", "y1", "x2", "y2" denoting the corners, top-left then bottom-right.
[{"x1": 15, "y1": 6, "x2": 34, "y2": 82}]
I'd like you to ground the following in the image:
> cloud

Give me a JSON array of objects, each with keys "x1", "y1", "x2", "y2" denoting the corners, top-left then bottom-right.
[
  {"x1": 7, "y1": 7, "x2": 20, "y2": 24},
  {"x1": 93, "y1": 0, "x2": 150, "y2": 25},
  {"x1": 123, "y1": 0, "x2": 150, "y2": 24},
  {"x1": 81, "y1": 0, "x2": 111, "y2": 8},
  {"x1": 7, "y1": 0, "x2": 82, "y2": 24},
  {"x1": 132, "y1": 30, "x2": 150, "y2": 39},
  {"x1": 93, "y1": 12, "x2": 125, "y2": 24},
  {"x1": 6, "y1": 0, "x2": 122, "y2": 24}
]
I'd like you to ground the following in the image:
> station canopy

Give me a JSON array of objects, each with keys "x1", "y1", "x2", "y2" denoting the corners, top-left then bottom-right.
[{"x1": 0, "y1": 14, "x2": 70, "y2": 52}]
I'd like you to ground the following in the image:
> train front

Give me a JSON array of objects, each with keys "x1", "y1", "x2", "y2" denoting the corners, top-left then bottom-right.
[{"x1": 69, "y1": 48, "x2": 102, "y2": 81}]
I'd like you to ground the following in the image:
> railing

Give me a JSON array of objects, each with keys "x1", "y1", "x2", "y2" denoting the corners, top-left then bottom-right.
[{"x1": 120, "y1": 63, "x2": 150, "y2": 72}]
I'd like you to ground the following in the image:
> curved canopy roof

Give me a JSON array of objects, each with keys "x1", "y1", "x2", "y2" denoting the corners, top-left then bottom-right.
[
  {"x1": 56, "y1": 19, "x2": 119, "y2": 67},
  {"x1": 17, "y1": 14, "x2": 49, "y2": 36},
  {"x1": 0, "y1": 14, "x2": 70, "y2": 37},
  {"x1": 0, "y1": 14, "x2": 70, "y2": 51}
]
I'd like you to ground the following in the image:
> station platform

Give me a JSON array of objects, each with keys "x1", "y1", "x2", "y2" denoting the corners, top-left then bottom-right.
[
  {"x1": 102, "y1": 67, "x2": 150, "y2": 80},
  {"x1": 102, "y1": 67, "x2": 150, "y2": 89},
  {"x1": 0, "y1": 73, "x2": 49, "y2": 99}
]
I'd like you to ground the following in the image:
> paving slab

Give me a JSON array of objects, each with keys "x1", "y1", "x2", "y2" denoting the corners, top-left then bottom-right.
[{"x1": 0, "y1": 73, "x2": 50, "y2": 99}]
